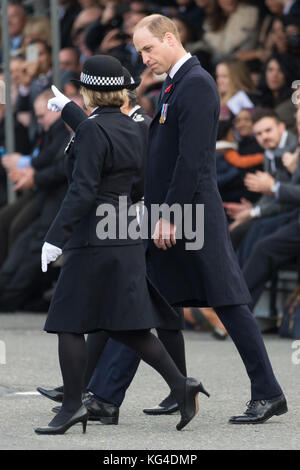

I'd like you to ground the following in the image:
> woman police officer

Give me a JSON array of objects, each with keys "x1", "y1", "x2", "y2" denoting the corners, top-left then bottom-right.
[{"x1": 34, "y1": 55, "x2": 207, "y2": 435}]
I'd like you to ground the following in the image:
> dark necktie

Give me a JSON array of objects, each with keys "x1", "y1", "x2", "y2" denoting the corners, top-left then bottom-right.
[{"x1": 159, "y1": 75, "x2": 172, "y2": 103}]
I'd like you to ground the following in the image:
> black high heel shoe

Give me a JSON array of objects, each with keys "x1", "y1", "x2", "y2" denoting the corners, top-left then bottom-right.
[
  {"x1": 176, "y1": 378, "x2": 210, "y2": 431},
  {"x1": 35, "y1": 405, "x2": 88, "y2": 435}
]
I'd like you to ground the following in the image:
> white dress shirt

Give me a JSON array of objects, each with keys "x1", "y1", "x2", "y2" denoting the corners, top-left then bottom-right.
[{"x1": 169, "y1": 53, "x2": 192, "y2": 79}]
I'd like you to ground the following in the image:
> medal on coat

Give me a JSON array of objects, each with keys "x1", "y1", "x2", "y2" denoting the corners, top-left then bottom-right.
[{"x1": 159, "y1": 104, "x2": 169, "y2": 124}]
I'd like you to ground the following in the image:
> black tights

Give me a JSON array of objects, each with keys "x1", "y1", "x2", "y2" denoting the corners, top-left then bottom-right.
[
  {"x1": 50, "y1": 329, "x2": 186, "y2": 427},
  {"x1": 82, "y1": 327, "x2": 187, "y2": 405},
  {"x1": 156, "y1": 328, "x2": 187, "y2": 405}
]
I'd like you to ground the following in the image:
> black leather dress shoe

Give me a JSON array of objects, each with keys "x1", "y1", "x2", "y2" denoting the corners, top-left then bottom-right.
[
  {"x1": 52, "y1": 395, "x2": 119, "y2": 425},
  {"x1": 143, "y1": 392, "x2": 179, "y2": 415},
  {"x1": 36, "y1": 386, "x2": 64, "y2": 403},
  {"x1": 143, "y1": 403, "x2": 180, "y2": 415},
  {"x1": 85, "y1": 395, "x2": 119, "y2": 424},
  {"x1": 229, "y1": 394, "x2": 288, "y2": 424},
  {"x1": 37, "y1": 386, "x2": 90, "y2": 404}
]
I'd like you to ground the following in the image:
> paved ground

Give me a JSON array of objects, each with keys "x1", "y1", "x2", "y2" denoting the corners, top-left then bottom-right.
[{"x1": 0, "y1": 313, "x2": 299, "y2": 451}]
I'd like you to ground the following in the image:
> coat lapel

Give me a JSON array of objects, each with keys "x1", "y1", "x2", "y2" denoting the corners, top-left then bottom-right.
[{"x1": 152, "y1": 56, "x2": 200, "y2": 123}]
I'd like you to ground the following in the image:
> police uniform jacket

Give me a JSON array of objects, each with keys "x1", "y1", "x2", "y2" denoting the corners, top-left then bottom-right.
[{"x1": 44, "y1": 104, "x2": 179, "y2": 333}]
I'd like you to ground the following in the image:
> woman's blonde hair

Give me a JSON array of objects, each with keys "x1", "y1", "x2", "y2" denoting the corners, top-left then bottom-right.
[
  {"x1": 80, "y1": 87, "x2": 127, "y2": 109},
  {"x1": 23, "y1": 16, "x2": 52, "y2": 46}
]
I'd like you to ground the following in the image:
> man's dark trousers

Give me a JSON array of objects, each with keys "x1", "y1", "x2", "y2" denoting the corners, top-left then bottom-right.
[
  {"x1": 88, "y1": 305, "x2": 185, "y2": 406},
  {"x1": 243, "y1": 217, "x2": 300, "y2": 308},
  {"x1": 88, "y1": 303, "x2": 282, "y2": 404},
  {"x1": 88, "y1": 339, "x2": 140, "y2": 407},
  {"x1": 89, "y1": 56, "x2": 283, "y2": 404}
]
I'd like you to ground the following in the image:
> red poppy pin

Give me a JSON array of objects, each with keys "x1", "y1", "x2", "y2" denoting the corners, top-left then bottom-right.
[{"x1": 165, "y1": 84, "x2": 173, "y2": 93}]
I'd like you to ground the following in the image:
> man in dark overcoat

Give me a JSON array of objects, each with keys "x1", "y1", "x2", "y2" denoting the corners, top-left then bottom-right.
[{"x1": 131, "y1": 14, "x2": 287, "y2": 423}]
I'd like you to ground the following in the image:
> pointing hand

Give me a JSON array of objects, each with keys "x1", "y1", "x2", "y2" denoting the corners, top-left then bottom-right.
[{"x1": 47, "y1": 85, "x2": 71, "y2": 112}]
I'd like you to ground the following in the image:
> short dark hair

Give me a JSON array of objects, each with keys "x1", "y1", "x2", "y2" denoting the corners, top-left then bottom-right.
[
  {"x1": 252, "y1": 108, "x2": 281, "y2": 125},
  {"x1": 8, "y1": 0, "x2": 26, "y2": 8},
  {"x1": 60, "y1": 47, "x2": 80, "y2": 62}
]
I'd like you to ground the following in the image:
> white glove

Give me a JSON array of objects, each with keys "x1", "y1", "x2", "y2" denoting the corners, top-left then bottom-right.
[
  {"x1": 41, "y1": 242, "x2": 62, "y2": 273},
  {"x1": 47, "y1": 85, "x2": 71, "y2": 112}
]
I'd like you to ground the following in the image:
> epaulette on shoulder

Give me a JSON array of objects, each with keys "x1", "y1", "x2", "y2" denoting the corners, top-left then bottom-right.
[{"x1": 133, "y1": 113, "x2": 145, "y2": 123}]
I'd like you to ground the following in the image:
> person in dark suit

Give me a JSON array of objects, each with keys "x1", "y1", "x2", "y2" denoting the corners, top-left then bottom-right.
[
  {"x1": 0, "y1": 89, "x2": 70, "y2": 312},
  {"x1": 84, "y1": 73, "x2": 152, "y2": 420},
  {"x1": 131, "y1": 13, "x2": 286, "y2": 423},
  {"x1": 224, "y1": 109, "x2": 298, "y2": 253},
  {"x1": 37, "y1": 68, "x2": 152, "y2": 424},
  {"x1": 0, "y1": 104, "x2": 31, "y2": 208},
  {"x1": 283, "y1": 0, "x2": 300, "y2": 15},
  {"x1": 59, "y1": 0, "x2": 82, "y2": 49},
  {"x1": 242, "y1": 107, "x2": 300, "y2": 307},
  {"x1": 226, "y1": 109, "x2": 299, "y2": 267},
  {"x1": 37, "y1": 67, "x2": 187, "y2": 422},
  {"x1": 0, "y1": 90, "x2": 70, "y2": 269},
  {"x1": 34, "y1": 55, "x2": 207, "y2": 435}
]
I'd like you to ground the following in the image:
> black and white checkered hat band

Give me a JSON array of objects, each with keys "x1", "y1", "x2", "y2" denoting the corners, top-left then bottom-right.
[{"x1": 80, "y1": 72, "x2": 124, "y2": 87}]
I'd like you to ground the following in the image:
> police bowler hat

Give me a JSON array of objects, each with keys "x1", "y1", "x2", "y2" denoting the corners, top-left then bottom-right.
[
  {"x1": 122, "y1": 67, "x2": 141, "y2": 90},
  {"x1": 72, "y1": 55, "x2": 127, "y2": 92}
]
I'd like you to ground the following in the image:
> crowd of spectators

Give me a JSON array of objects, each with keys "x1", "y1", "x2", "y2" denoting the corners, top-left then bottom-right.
[{"x1": 1, "y1": 0, "x2": 300, "y2": 336}]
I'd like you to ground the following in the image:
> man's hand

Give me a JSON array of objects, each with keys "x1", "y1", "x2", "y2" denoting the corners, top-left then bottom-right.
[
  {"x1": 101, "y1": 1, "x2": 117, "y2": 25},
  {"x1": 99, "y1": 29, "x2": 123, "y2": 53},
  {"x1": 47, "y1": 85, "x2": 71, "y2": 112},
  {"x1": 244, "y1": 171, "x2": 275, "y2": 195},
  {"x1": 13, "y1": 166, "x2": 35, "y2": 191},
  {"x1": 229, "y1": 219, "x2": 243, "y2": 232},
  {"x1": 234, "y1": 208, "x2": 252, "y2": 223},
  {"x1": 1, "y1": 153, "x2": 22, "y2": 172},
  {"x1": 223, "y1": 198, "x2": 252, "y2": 219},
  {"x1": 138, "y1": 67, "x2": 165, "y2": 94},
  {"x1": 19, "y1": 61, "x2": 39, "y2": 87},
  {"x1": 228, "y1": 208, "x2": 252, "y2": 231},
  {"x1": 282, "y1": 150, "x2": 299, "y2": 174},
  {"x1": 8, "y1": 168, "x2": 24, "y2": 183},
  {"x1": 152, "y1": 218, "x2": 177, "y2": 250},
  {"x1": 41, "y1": 242, "x2": 62, "y2": 273}
]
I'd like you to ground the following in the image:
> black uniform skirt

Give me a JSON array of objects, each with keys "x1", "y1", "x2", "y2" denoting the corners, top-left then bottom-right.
[{"x1": 44, "y1": 243, "x2": 181, "y2": 334}]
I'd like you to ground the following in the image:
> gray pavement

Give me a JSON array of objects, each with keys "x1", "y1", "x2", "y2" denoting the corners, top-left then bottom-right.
[{"x1": 0, "y1": 313, "x2": 299, "y2": 450}]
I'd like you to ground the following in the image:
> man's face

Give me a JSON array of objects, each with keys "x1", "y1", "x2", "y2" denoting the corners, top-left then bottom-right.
[
  {"x1": 124, "y1": 12, "x2": 146, "y2": 38},
  {"x1": 59, "y1": 49, "x2": 79, "y2": 71},
  {"x1": 133, "y1": 27, "x2": 174, "y2": 75},
  {"x1": 10, "y1": 58, "x2": 24, "y2": 85},
  {"x1": 34, "y1": 100, "x2": 58, "y2": 132},
  {"x1": 253, "y1": 117, "x2": 285, "y2": 150},
  {"x1": 8, "y1": 5, "x2": 27, "y2": 37}
]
